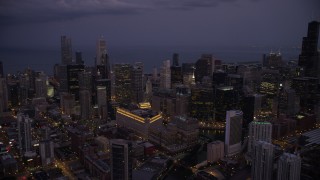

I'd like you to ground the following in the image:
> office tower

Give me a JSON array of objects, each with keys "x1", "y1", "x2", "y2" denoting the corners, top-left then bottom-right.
[
  {"x1": 35, "y1": 72, "x2": 47, "y2": 98},
  {"x1": 182, "y1": 63, "x2": 195, "y2": 86},
  {"x1": 189, "y1": 85, "x2": 214, "y2": 122},
  {"x1": 67, "y1": 64, "x2": 85, "y2": 101},
  {"x1": 0, "y1": 61, "x2": 3, "y2": 77},
  {"x1": 171, "y1": 55, "x2": 182, "y2": 88},
  {"x1": 251, "y1": 141, "x2": 274, "y2": 180},
  {"x1": 95, "y1": 79, "x2": 114, "y2": 119},
  {"x1": 60, "y1": 93, "x2": 75, "y2": 115},
  {"x1": 56, "y1": 64, "x2": 68, "y2": 92},
  {"x1": 80, "y1": 90, "x2": 91, "y2": 120},
  {"x1": 207, "y1": 141, "x2": 224, "y2": 163},
  {"x1": 277, "y1": 153, "x2": 301, "y2": 180},
  {"x1": 242, "y1": 94, "x2": 263, "y2": 128},
  {"x1": 263, "y1": 51, "x2": 283, "y2": 68},
  {"x1": 39, "y1": 127, "x2": 54, "y2": 165},
  {"x1": 152, "y1": 67, "x2": 158, "y2": 80},
  {"x1": 17, "y1": 113, "x2": 32, "y2": 154},
  {"x1": 96, "y1": 36, "x2": 108, "y2": 66},
  {"x1": 259, "y1": 69, "x2": 280, "y2": 97},
  {"x1": 114, "y1": 64, "x2": 132, "y2": 106},
  {"x1": 8, "y1": 82, "x2": 19, "y2": 108},
  {"x1": 214, "y1": 86, "x2": 237, "y2": 122},
  {"x1": 172, "y1": 53, "x2": 179, "y2": 66},
  {"x1": 212, "y1": 71, "x2": 227, "y2": 88},
  {"x1": 194, "y1": 54, "x2": 214, "y2": 83},
  {"x1": 248, "y1": 121, "x2": 272, "y2": 154},
  {"x1": 132, "y1": 62, "x2": 144, "y2": 103},
  {"x1": 0, "y1": 78, "x2": 8, "y2": 112},
  {"x1": 79, "y1": 71, "x2": 92, "y2": 92},
  {"x1": 160, "y1": 60, "x2": 171, "y2": 89},
  {"x1": 111, "y1": 139, "x2": 132, "y2": 180},
  {"x1": 97, "y1": 86, "x2": 107, "y2": 119},
  {"x1": 298, "y1": 21, "x2": 320, "y2": 79},
  {"x1": 75, "y1": 51, "x2": 84, "y2": 65},
  {"x1": 278, "y1": 88, "x2": 300, "y2": 116},
  {"x1": 225, "y1": 110, "x2": 243, "y2": 156},
  {"x1": 292, "y1": 77, "x2": 319, "y2": 114},
  {"x1": 61, "y1": 35, "x2": 72, "y2": 65}
]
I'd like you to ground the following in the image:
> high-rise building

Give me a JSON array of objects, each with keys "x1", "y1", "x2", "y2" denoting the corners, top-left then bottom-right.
[
  {"x1": 182, "y1": 63, "x2": 195, "y2": 86},
  {"x1": 189, "y1": 85, "x2": 214, "y2": 122},
  {"x1": 8, "y1": 82, "x2": 19, "y2": 108},
  {"x1": 242, "y1": 94, "x2": 263, "y2": 128},
  {"x1": 298, "y1": 21, "x2": 320, "y2": 79},
  {"x1": 80, "y1": 90, "x2": 91, "y2": 120},
  {"x1": 17, "y1": 113, "x2": 32, "y2": 154},
  {"x1": 39, "y1": 127, "x2": 54, "y2": 165},
  {"x1": 75, "y1": 51, "x2": 84, "y2": 65},
  {"x1": 225, "y1": 110, "x2": 243, "y2": 156},
  {"x1": 195, "y1": 54, "x2": 214, "y2": 83},
  {"x1": 277, "y1": 153, "x2": 301, "y2": 180},
  {"x1": 0, "y1": 61, "x2": 3, "y2": 77},
  {"x1": 214, "y1": 86, "x2": 237, "y2": 122},
  {"x1": 171, "y1": 53, "x2": 183, "y2": 88},
  {"x1": 0, "y1": 78, "x2": 8, "y2": 112},
  {"x1": 35, "y1": 72, "x2": 47, "y2": 98},
  {"x1": 111, "y1": 139, "x2": 132, "y2": 180},
  {"x1": 95, "y1": 79, "x2": 114, "y2": 119},
  {"x1": 79, "y1": 71, "x2": 92, "y2": 92},
  {"x1": 263, "y1": 51, "x2": 283, "y2": 68},
  {"x1": 160, "y1": 60, "x2": 171, "y2": 89},
  {"x1": 67, "y1": 64, "x2": 85, "y2": 101},
  {"x1": 248, "y1": 121, "x2": 272, "y2": 154},
  {"x1": 114, "y1": 64, "x2": 132, "y2": 106},
  {"x1": 96, "y1": 36, "x2": 108, "y2": 66},
  {"x1": 172, "y1": 53, "x2": 179, "y2": 67},
  {"x1": 251, "y1": 141, "x2": 274, "y2": 180},
  {"x1": 207, "y1": 141, "x2": 224, "y2": 163},
  {"x1": 61, "y1": 35, "x2": 72, "y2": 65},
  {"x1": 132, "y1": 62, "x2": 144, "y2": 103}
]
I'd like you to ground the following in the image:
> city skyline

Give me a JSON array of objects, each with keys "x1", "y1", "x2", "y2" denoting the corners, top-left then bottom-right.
[{"x1": 1, "y1": 0, "x2": 320, "y2": 75}]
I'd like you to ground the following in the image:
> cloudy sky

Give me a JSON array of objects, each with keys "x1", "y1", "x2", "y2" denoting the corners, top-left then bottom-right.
[
  {"x1": 0, "y1": 0, "x2": 319, "y2": 74},
  {"x1": 1, "y1": 0, "x2": 319, "y2": 49}
]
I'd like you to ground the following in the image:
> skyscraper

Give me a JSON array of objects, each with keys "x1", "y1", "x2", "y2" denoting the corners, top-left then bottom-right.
[
  {"x1": 214, "y1": 86, "x2": 237, "y2": 121},
  {"x1": 80, "y1": 90, "x2": 91, "y2": 120},
  {"x1": 160, "y1": 60, "x2": 171, "y2": 89},
  {"x1": 75, "y1": 51, "x2": 84, "y2": 65},
  {"x1": 248, "y1": 121, "x2": 272, "y2": 154},
  {"x1": 17, "y1": 113, "x2": 32, "y2": 154},
  {"x1": 67, "y1": 64, "x2": 85, "y2": 101},
  {"x1": 96, "y1": 36, "x2": 108, "y2": 66},
  {"x1": 132, "y1": 62, "x2": 144, "y2": 103},
  {"x1": 61, "y1": 35, "x2": 72, "y2": 65},
  {"x1": 171, "y1": 53, "x2": 183, "y2": 88},
  {"x1": 111, "y1": 139, "x2": 132, "y2": 180},
  {"x1": 0, "y1": 78, "x2": 8, "y2": 112},
  {"x1": 251, "y1": 141, "x2": 274, "y2": 180},
  {"x1": 298, "y1": 21, "x2": 320, "y2": 79},
  {"x1": 0, "y1": 61, "x2": 3, "y2": 77},
  {"x1": 277, "y1": 153, "x2": 301, "y2": 180},
  {"x1": 35, "y1": 72, "x2": 47, "y2": 98},
  {"x1": 225, "y1": 110, "x2": 243, "y2": 156},
  {"x1": 114, "y1": 64, "x2": 132, "y2": 106},
  {"x1": 195, "y1": 54, "x2": 214, "y2": 83},
  {"x1": 39, "y1": 127, "x2": 54, "y2": 165}
]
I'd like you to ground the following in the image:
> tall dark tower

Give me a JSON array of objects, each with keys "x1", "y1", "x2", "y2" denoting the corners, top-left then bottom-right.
[
  {"x1": 298, "y1": 21, "x2": 320, "y2": 78},
  {"x1": 172, "y1": 53, "x2": 179, "y2": 66},
  {"x1": 75, "y1": 51, "x2": 84, "y2": 65},
  {"x1": 61, "y1": 35, "x2": 73, "y2": 65},
  {"x1": 0, "y1": 61, "x2": 3, "y2": 77}
]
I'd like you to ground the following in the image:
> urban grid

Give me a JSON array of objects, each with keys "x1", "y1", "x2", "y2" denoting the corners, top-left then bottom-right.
[{"x1": 1, "y1": 2, "x2": 320, "y2": 180}]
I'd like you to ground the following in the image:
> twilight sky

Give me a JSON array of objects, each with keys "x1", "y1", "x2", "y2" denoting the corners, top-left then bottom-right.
[{"x1": 0, "y1": 0, "x2": 320, "y2": 74}]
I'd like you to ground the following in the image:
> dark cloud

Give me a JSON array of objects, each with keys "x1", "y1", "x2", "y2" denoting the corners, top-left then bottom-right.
[
  {"x1": 0, "y1": 0, "x2": 148, "y2": 25},
  {"x1": 0, "y1": 0, "x2": 248, "y2": 25}
]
